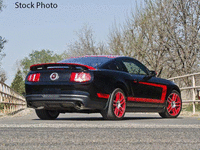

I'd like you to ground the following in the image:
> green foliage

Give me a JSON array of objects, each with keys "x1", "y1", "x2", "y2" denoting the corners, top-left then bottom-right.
[
  {"x1": 11, "y1": 50, "x2": 68, "y2": 95},
  {"x1": 20, "y1": 49, "x2": 67, "y2": 76},
  {"x1": 11, "y1": 69, "x2": 25, "y2": 95},
  {"x1": 0, "y1": 103, "x2": 4, "y2": 110},
  {"x1": 185, "y1": 103, "x2": 200, "y2": 112}
]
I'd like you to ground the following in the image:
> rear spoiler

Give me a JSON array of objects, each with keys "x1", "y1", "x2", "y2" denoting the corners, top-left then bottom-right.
[{"x1": 30, "y1": 63, "x2": 96, "y2": 71}]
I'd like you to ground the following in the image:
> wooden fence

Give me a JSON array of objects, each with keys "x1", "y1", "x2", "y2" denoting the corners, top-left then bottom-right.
[
  {"x1": 168, "y1": 72, "x2": 200, "y2": 114},
  {"x1": 0, "y1": 81, "x2": 26, "y2": 115}
]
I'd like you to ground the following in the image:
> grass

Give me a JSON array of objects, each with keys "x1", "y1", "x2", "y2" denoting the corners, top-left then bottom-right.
[{"x1": 183, "y1": 103, "x2": 200, "y2": 112}]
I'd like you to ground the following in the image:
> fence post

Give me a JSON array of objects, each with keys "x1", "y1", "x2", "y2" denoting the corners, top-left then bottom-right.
[{"x1": 192, "y1": 75, "x2": 196, "y2": 114}]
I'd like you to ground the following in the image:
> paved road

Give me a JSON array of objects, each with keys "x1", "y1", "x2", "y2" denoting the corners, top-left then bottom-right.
[{"x1": 0, "y1": 109, "x2": 200, "y2": 150}]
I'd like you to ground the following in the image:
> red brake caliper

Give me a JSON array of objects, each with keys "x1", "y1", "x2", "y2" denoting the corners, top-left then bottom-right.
[
  {"x1": 113, "y1": 92, "x2": 126, "y2": 117},
  {"x1": 167, "y1": 93, "x2": 181, "y2": 116}
]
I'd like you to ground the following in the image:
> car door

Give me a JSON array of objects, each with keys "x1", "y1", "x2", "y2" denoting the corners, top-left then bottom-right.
[{"x1": 120, "y1": 58, "x2": 164, "y2": 108}]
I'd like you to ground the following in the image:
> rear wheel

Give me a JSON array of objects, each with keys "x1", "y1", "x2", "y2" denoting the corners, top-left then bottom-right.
[
  {"x1": 159, "y1": 90, "x2": 182, "y2": 118},
  {"x1": 101, "y1": 88, "x2": 126, "y2": 120},
  {"x1": 35, "y1": 109, "x2": 59, "y2": 120}
]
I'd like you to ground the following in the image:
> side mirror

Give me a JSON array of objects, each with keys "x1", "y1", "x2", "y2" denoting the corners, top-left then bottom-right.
[{"x1": 149, "y1": 71, "x2": 157, "y2": 77}]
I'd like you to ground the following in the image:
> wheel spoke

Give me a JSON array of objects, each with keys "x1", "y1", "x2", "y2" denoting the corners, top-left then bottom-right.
[
  {"x1": 175, "y1": 96, "x2": 180, "y2": 102},
  {"x1": 171, "y1": 94, "x2": 175, "y2": 101},
  {"x1": 114, "y1": 98, "x2": 117, "y2": 103},
  {"x1": 116, "y1": 93, "x2": 120, "y2": 101},
  {"x1": 167, "y1": 106, "x2": 172, "y2": 112},
  {"x1": 114, "y1": 108, "x2": 119, "y2": 116},
  {"x1": 167, "y1": 103, "x2": 171, "y2": 109},
  {"x1": 120, "y1": 99, "x2": 125, "y2": 105},
  {"x1": 119, "y1": 109, "x2": 122, "y2": 114},
  {"x1": 119, "y1": 107, "x2": 124, "y2": 112},
  {"x1": 167, "y1": 97, "x2": 172, "y2": 103},
  {"x1": 120, "y1": 95, "x2": 124, "y2": 101},
  {"x1": 175, "y1": 108, "x2": 179, "y2": 115},
  {"x1": 113, "y1": 104, "x2": 117, "y2": 107},
  {"x1": 172, "y1": 94, "x2": 177, "y2": 101},
  {"x1": 167, "y1": 101, "x2": 171, "y2": 106},
  {"x1": 175, "y1": 102, "x2": 181, "y2": 107},
  {"x1": 118, "y1": 107, "x2": 125, "y2": 117},
  {"x1": 172, "y1": 108, "x2": 176, "y2": 115}
]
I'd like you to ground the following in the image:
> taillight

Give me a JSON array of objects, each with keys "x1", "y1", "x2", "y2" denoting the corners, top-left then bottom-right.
[
  {"x1": 70, "y1": 72, "x2": 91, "y2": 82},
  {"x1": 27, "y1": 73, "x2": 40, "y2": 82}
]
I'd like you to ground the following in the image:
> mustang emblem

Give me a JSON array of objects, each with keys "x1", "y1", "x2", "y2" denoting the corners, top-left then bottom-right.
[{"x1": 50, "y1": 72, "x2": 59, "y2": 81}]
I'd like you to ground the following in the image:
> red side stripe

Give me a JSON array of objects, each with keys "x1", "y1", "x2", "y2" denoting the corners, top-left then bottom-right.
[
  {"x1": 127, "y1": 82, "x2": 167, "y2": 103},
  {"x1": 97, "y1": 93, "x2": 110, "y2": 99},
  {"x1": 127, "y1": 97, "x2": 164, "y2": 103},
  {"x1": 139, "y1": 82, "x2": 167, "y2": 101}
]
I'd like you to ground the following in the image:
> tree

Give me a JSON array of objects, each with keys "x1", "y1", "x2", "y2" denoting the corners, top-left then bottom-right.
[
  {"x1": 11, "y1": 69, "x2": 25, "y2": 95},
  {"x1": 0, "y1": 0, "x2": 3, "y2": 11},
  {"x1": 67, "y1": 25, "x2": 108, "y2": 56},
  {"x1": 0, "y1": 0, "x2": 7, "y2": 82},
  {"x1": 108, "y1": 0, "x2": 200, "y2": 78},
  {"x1": 161, "y1": 0, "x2": 200, "y2": 77},
  {"x1": 0, "y1": 69, "x2": 7, "y2": 82},
  {"x1": 20, "y1": 49, "x2": 67, "y2": 77},
  {"x1": 11, "y1": 49, "x2": 67, "y2": 94},
  {"x1": 0, "y1": 36, "x2": 6, "y2": 62}
]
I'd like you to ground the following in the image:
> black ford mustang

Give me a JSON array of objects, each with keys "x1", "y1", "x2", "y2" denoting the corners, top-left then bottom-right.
[{"x1": 25, "y1": 55, "x2": 182, "y2": 120}]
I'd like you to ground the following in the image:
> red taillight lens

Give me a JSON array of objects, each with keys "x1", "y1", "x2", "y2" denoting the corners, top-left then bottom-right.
[
  {"x1": 27, "y1": 73, "x2": 40, "y2": 82},
  {"x1": 70, "y1": 72, "x2": 91, "y2": 82}
]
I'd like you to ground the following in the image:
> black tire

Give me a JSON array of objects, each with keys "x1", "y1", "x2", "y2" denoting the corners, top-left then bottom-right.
[
  {"x1": 35, "y1": 109, "x2": 59, "y2": 120},
  {"x1": 101, "y1": 88, "x2": 126, "y2": 120},
  {"x1": 159, "y1": 90, "x2": 182, "y2": 118}
]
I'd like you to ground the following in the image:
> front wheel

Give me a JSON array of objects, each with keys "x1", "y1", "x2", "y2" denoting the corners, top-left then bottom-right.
[
  {"x1": 159, "y1": 90, "x2": 182, "y2": 118},
  {"x1": 101, "y1": 88, "x2": 126, "y2": 120},
  {"x1": 35, "y1": 109, "x2": 59, "y2": 120}
]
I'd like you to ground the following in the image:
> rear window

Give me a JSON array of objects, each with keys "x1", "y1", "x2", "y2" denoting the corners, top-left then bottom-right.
[{"x1": 58, "y1": 56, "x2": 113, "y2": 68}]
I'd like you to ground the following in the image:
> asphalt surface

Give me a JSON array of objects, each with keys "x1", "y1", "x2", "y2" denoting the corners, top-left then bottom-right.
[{"x1": 0, "y1": 109, "x2": 200, "y2": 150}]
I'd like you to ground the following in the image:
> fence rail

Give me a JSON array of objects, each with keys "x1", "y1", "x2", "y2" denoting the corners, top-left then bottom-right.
[
  {"x1": 0, "y1": 81, "x2": 26, "y2": 115},
  {"x1": 168, "y1": 72, "x2": 200, "y2": 114}
]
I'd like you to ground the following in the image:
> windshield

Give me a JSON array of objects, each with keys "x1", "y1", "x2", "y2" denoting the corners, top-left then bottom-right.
[{"x1": 58, "y1": 56, "x2": 113, "y2": 68}]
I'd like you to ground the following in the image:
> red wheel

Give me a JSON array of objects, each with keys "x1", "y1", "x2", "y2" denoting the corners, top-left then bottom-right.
[
  {"x1": 159, "y1": 90, "x2": 182, "y2": 118},
  {"x1": 113, "y1": 92, "x2": 126, "y2": 118},
  {"x1": 101, "y1": 88, "x2": 126, "y2": 120},
  {"x1": 167, "y1": 93, "x2": 182, "y2": 116}
]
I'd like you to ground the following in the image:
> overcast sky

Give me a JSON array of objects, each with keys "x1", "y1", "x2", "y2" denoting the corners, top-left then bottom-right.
[{"x1": 0, "y1": 0, "x2": 144, "y2": 86}]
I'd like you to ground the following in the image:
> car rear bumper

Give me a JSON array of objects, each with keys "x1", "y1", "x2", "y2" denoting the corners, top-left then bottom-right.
[{"x1": 26, "y1": 93, "x2": 107, "y2": 111}]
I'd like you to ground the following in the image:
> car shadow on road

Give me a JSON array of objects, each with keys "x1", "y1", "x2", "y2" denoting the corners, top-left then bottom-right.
[{"x1": 32, "y1": 116, "x2": 177, "y2": 121}]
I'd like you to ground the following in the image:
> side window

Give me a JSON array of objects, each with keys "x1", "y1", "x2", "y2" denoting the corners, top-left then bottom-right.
[
  {"x1": 104, "y1": 61, "x2": 124, "y2": 71},
  {"x1": 122, "y1": 60, "x2": 148, "y2": 75},
  {"x1": 108, "y1": 63, "x2": 118, "y2": 70}
]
